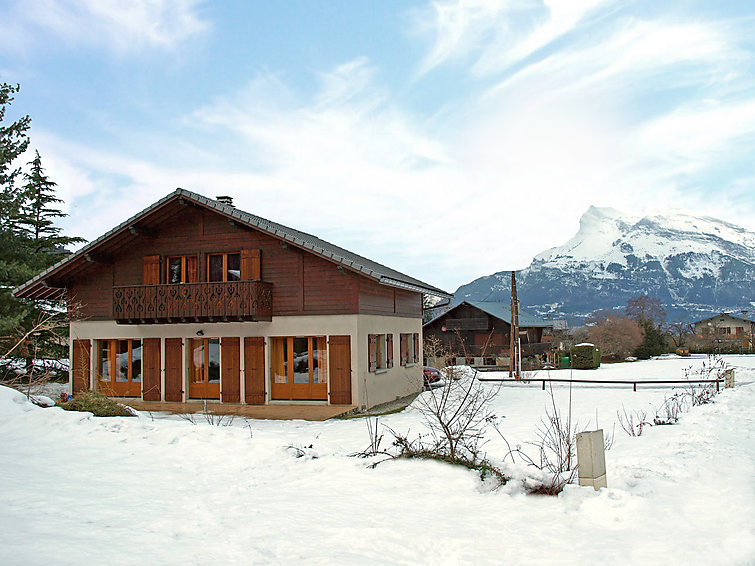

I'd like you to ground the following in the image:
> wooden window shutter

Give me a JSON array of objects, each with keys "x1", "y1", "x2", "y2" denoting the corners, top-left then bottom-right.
[
  {"x1": 240, "y1": 249, "x2": 261, "y2": 281},
  {"x1": 400, "y1": 334, "x2": 408, "y2": 366},
  {"x1": 72, "y1": 339, "x2": 91, "y2": 395},
  {"x1": 142, "y1": 255, "x2": 160, "y2": 285},
  {"x1": 386, "y1": 334, "x2": 393, "y2": 368},
  {"x1": 413, "y1": 333, "x2": 420, "y2": 364},
  {"x1": 368, "y1": 334, "x2": 377, "y2": 372},
  {"x1": 186, "y1": 255, "x2": 198, "y2": 283}
]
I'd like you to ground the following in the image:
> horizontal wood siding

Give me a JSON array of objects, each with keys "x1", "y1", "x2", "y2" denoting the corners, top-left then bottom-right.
[
  {"x1": 62, "y1": 202, "x2": 418, "y2": 321},
  {"x1": 358, "y1": 278, "x2": 422, "y2": 317},
  {"x1": 303, "y1": 253, "x2": 357, "y2": 314},
  {"x1": 395, "y1": 289, "x2": 422, "y2": 317},
  {"x1": 69, "y1": 263, "x2": 113, "y2": 320}
]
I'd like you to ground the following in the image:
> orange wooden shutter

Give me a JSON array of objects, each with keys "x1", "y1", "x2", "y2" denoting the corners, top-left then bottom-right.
[
  {"x1": 329, "y1": 335, "x2": 352, "y2": 405},
  {"x1": 244, "y1": 337, "x2": 266, "y2": 404},
  {"x1": 72, "y1": 339, "x2": 91, "y2": 395},
  {"x1": 413, "y1": 333, "x2": 420, "y2": 364},
  {"x1": 221, "y1": 338, "x2": 241, "y2": 403},
  {"x1": 240, "y1": 249, "x2": 261, "y2": 281},
  {"x1": 186, "y1": 255, "x2": 198, "y2": 283},
  {"x1": 386, "y1": 334, "x2": 393, "y2": 368},
  {"x1": 368, "y1": 334, "x2": 377, "y2": 372},
  {"x1": 142, "y1": 338, "x2": 161, "y2": 401},
  {"x1": 142, "y1": 255, "x2": 160, "y2": 285},
  {"x1": 400, "y1": 334, "x2": 408, "y2": 366},
  {"x1": 164, "y1": 338, "x2": 183, "y2": 402}
]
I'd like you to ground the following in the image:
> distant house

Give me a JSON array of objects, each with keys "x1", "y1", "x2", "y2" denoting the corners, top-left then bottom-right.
[
  {"x1": 423, "y1": 300, "x2": 554, "y2": 369},
  {"x1": 692, "y1": 313, "x2": 754, "y2": 352},
  {"x1": 13, "y1": 189, "x2": 451, "y2": 411}
]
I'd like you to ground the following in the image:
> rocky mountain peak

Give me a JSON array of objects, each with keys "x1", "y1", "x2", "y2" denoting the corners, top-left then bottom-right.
[{"x1": 455, "y1": 207, "x2": 755, "y2": 322}]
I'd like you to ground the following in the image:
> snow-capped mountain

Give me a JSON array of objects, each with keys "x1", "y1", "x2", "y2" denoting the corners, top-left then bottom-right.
[{"x1": 454, "y1": 206, "x2": 755, "y2": 322}]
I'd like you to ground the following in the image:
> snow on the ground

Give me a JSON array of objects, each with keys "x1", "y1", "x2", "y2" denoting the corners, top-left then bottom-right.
[{"x1": 1, "y1": 355, "x2": 754, "y2": 565}]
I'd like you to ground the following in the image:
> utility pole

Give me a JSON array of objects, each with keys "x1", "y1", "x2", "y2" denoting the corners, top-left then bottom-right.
[{"x1": 509, "y1": 271, "x2": 521, "y2": 379}]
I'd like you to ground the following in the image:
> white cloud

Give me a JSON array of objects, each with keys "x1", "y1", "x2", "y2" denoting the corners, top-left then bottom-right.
[
  {"x1": 23, "y1": 5, "x2": 755, "y2": 293},
  {"x1": 0, "y1": 0, "x2": 209, "y2": 54},
  {"x1": 416, "y1": 0, "x2": 610, "y2": 76}
]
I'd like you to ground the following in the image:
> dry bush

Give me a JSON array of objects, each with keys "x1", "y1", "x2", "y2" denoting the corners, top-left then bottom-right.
[
  {"x1": 58, "y1": 390, "x2": 134, "y2": 417},
  {"x1": 492, "y1": 383, "x2": 585, "y2": 495},
  {"x1": 683, "y1": 355, "x2": 727, "y2": 406},
  {"x1": 586, "y1": 312, "x2": 643, "y2": 360},
  {"x1": 654, "y1": 393, "x2": 684, "y2": 425},
  {"x1": 617, "y1": 406, "x2": 651, "y2": 437}
]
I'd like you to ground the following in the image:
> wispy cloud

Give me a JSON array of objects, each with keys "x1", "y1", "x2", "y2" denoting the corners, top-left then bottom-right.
[
  {"x1": 0, "y1": 0, "x2": 209, "y2": 54},
  {"x1": 415, "y1": 0, "x2": 610, "y2": 76},
  {"x1": 23, "y1": 3, "x2": 755, "y2": 292}
]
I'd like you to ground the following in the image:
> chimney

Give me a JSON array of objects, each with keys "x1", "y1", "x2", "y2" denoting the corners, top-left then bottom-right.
[
  {"x1": 743, "y1": 310, "x2": 748, "y2": 321},
  {"x1": 216, "y1": 195, "x2": 234, "y2": 207}
]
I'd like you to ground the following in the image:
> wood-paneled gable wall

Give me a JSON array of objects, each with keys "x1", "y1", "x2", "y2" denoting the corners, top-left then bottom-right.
[{"x1": 65, "y1": 205, "x2": 421, "y2": 320}]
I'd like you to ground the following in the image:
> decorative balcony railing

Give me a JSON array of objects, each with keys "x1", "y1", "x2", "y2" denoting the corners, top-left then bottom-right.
[{"x1": 113, "y1": 280, "x2": 273, "y2": 324}]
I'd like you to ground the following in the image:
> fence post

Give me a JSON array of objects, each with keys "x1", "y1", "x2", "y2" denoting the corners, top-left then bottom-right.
[
  {"x1": 724, "y1": 369, "x2": 735, "y2": 389},
  {"x1": 577, "y1": 429, "x2": 607, "y2": 490}
]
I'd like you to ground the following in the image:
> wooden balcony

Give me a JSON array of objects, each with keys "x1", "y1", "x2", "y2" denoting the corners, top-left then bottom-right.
[{"x1": 113, "y1": 280, "x2": 273, "y2": 324}]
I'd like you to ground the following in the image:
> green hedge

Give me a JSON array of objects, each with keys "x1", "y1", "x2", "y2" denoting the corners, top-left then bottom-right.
[{"x1": 570, "y1": 344, "x2": 601, "y2": 369}]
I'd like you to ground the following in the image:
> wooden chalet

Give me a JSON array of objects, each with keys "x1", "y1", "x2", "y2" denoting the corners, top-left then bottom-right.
[
  {"x1": 691, "y1": 312, "x2": 754, "y2": 353},
  {"x1": 423, "y1": 301, "x2": 554, "y2": 369},
  {"x1": 13, "y1": 189, "x2": 451, "y2": 410}
]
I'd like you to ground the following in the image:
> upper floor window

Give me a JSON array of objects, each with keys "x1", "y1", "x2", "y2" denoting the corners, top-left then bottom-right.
[
  {"x1": 208, "y1": 252, "x2": 241, "y2": 282},
  {"x1": 167, "y1": 255, "x2": 198, "y2": 284}
]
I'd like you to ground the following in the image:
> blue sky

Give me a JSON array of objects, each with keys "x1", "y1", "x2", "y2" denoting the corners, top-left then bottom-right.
[{"x1": 1, "y1": 0, "x2": 754, "y2": 293}]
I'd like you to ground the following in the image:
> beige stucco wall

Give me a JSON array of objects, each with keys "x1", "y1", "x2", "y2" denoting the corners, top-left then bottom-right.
[
  {"x1": 70, "y1": 313, "x2": 422, "y2": 409},
  {"x1": 354, "y1": 315, "x2": 423, "y2": 408}
]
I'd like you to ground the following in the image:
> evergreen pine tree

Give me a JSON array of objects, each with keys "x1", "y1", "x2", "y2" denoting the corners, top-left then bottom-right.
[
  {"x1": 19, "y1": 150, "x2": 85, "y2": 266},
  {"x1": 0, "y1": 82, "x2": 34, "y2": 340},
  {"x1": 0, "y1": 82, "x2": 84, "y2": 366}
]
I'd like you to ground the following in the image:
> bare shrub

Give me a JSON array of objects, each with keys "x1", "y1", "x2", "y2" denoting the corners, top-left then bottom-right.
[
  {"x1": 179, "y1": 402, "x2": 236, "y2": 427},
  {"x1": 683, "y1": 355, "x2": 727, "y2": 406},
  {"x1": 654, "y1": 393, "x2": 684, "y2": 425},
  {"x1": 413, "y1": 371, "x2": 499, "y2": 462},
  {"x1": 493, "y1": 383, "x2": 583, "y2": 495},
  {"x1": 617, "y1": 405, "x2": 651, "y2": 437}
]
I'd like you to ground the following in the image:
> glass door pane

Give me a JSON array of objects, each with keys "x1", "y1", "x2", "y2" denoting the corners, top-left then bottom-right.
[
  {"x1": 312, "y1": 337, "x2": 327, "y2": 384},
  {"x1": 168, "y1": 257, "x2": 182, "y2": 283},
  {"x1": 189, "y1": 338, "x2": 204, "y2": 384},
  {"x1": 208, "y1": 254, "x2": 223, "y2": 282},
  {"x1": 116, "y1": 340, "x2": 129, "y2": 382},
  {"x1": 227, "y1": 253, "x2": 241, "y2": 281},
  {"x1": 293, "y1": 337, "x2": 309, "y2": 384},
  {"x1": 207, "y1": 339, "x2": 220, "y2": 383},
  {"x1": 131, "y1": 341, "x2": 142, "y2": 383}
]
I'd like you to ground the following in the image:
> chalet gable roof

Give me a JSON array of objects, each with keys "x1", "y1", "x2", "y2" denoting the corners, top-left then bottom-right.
[
  {"x1": 692, "y1": 313, "x2": 753, "y2": 325},
  {"x1": 424, "y1": 300, "x2": 552, "y2": 328},
  {"x1": 13, "y1": 188, "x2": 452, "y2": 300}
]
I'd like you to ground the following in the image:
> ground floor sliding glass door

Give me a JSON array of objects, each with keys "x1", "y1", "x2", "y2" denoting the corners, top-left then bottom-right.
[
  {"x1": 97, "y1": 339, "x2": 142, "y2": 397},
  {"x1": 270, "y1": 336, "x2": 327, "y2": 400},
  {"x1": 188, "y1": 337, "x2": 220, "y2": 399}
]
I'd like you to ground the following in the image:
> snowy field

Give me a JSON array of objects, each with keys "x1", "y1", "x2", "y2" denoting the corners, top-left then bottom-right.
[{"x1": 1, "y1": 355, "x2": 754, "y2": 565}]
